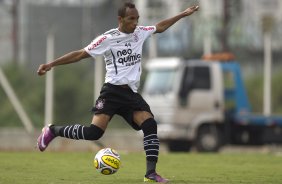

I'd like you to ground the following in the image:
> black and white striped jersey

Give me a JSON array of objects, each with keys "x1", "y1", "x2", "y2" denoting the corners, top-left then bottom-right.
[{"x1": 84, "y1": 26, "x2": 156, "y2": 92}]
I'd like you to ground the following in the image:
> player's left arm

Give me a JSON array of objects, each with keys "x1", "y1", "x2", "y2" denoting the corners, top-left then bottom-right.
[{"x1": 155, "y1": 5, "x2": 199, "y2": 34}]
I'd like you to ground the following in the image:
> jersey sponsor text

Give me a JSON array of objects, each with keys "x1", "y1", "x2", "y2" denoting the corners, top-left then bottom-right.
[
  {"x1": 117, "y1": 49, "x2": 141, "y2": 65},
  {"x1": 88, "y1": 36, "x2": 107, "y2": 50}
]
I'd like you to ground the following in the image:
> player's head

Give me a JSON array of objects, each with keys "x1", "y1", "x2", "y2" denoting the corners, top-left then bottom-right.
[{"x1": 118, "y1": 2, "x2": 139, "y2": 34}]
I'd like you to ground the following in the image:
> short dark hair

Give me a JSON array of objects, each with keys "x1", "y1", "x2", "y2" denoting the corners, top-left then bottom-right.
[{"x1": 118, "y1": 2, "x2": 136, "y2": 17}]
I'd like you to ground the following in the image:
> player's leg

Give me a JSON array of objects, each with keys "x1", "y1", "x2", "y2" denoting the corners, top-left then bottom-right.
[
  {"x1": 37, "y1": 83, "x2": 117, "y2": 152},
  {"x1": 37, "y1": 114, "x2": 110, "y2": 152},
  {"x1": 134, "y1": 111, "x2": 158, "y2": 173},
  {"x1": 51, "y1": 114, "x2": 110, "y2": 139},
  {"x1": 133, "y1": 111, "x2": 168, "y2": 183}
]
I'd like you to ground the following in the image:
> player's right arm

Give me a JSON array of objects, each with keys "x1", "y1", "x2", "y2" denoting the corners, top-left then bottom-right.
[{"x1": 37, "y1": 49, "x2": 90, "y2": 76}]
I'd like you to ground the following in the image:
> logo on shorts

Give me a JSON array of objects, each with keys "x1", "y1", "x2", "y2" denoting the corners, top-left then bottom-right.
[{"x1": 96, "y1": 99, "x2": 105, "y2": 110}]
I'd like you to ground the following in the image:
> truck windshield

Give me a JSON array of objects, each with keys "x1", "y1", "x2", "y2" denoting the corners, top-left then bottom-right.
[{"x1": 143, "y1": 69, "x2": 176, "y2": 95}]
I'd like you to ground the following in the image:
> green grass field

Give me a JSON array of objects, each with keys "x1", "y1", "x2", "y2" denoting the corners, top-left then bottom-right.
[{"x1": 0, "y1": 151, "x2": 281, "y2": 184}]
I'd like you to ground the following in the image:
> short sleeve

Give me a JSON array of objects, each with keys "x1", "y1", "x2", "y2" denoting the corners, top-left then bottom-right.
[
  {"x1": 84, "y1": 35, "x2": 109, "y2": 58},
  {"x1": 138, "y1": 26, "x2": 156, "y2": 40}
]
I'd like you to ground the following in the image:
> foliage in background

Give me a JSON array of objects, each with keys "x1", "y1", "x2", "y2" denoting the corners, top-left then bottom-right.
[
  {"x1": 1, "y1": 62, "x2": 282, "y2": 128},
  {"x1": 271, "y1": 70, "x2": 282, "y2": 113},
  {"x1": 244, "y1": 73, "x2": 264, "y2": 113},
  {"x1": 0, "y1": 64, "x2": 44, "y2": 127},
  {"x1": 0, "y1": 62, "x2": 94, "y2": 128},
  {"x1": 53, "y1": 62, "x2": 94, "y2": 125},
  {"x1": 245, "y1": 70, "x2": 282, "y2": 114}
]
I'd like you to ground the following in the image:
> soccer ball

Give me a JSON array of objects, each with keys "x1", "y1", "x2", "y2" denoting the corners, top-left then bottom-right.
[{"x1": 94, "y1": 148, "x2": 121, "y2": 175}]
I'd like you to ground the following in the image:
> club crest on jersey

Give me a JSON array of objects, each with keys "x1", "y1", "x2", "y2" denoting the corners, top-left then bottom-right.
[
  {"x1": 133, "y1": 33, "x2": 139, "y2": 42},
  {"x1": 95, "y1": 99, "x2": 105, "y2": 109}
]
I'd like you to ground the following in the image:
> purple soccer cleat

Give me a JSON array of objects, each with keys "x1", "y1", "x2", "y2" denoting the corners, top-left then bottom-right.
[
  {"x1": 144, "y1": 172, "x2": 169, "y2": 183},
  {"x1": 37, "y1": 124, "x2": 55, "y2": 152}
]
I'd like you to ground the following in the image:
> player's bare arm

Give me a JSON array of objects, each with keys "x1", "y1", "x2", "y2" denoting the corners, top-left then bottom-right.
[
  {"x1": 37, "y1": 49, "x2": 90, "y2": 76},
  {"x1": 155, "y1": 5, "x2": 199, "y2": 33}
]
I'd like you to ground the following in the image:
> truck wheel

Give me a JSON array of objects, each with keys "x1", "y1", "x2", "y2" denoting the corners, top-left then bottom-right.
[
  {"x1": 168, "y1": 140, "x2": 191, "y2": 152},
  {"x1": 195, "y1": 125, "x2": 222, "y2": 152}
]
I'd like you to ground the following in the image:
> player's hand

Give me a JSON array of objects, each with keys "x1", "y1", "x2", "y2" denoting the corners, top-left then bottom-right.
[
  {"x1": 37, "y1": 64, "x2": 52, "y2": 76},
  {"x1": 182, "y1": 5, "x2": 199, "y2": 16}
]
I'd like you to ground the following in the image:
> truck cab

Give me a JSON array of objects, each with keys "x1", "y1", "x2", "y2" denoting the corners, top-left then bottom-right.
[{"x1": 142, "y1": 57, "x2": 225, "y2": 152}]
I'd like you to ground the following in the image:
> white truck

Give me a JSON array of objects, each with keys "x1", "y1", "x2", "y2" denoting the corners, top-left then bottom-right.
[{"x1": 142, "y1": 55, "x2": 282, "y2": 152}]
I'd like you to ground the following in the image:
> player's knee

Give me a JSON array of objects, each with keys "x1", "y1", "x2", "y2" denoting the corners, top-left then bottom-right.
[
  {"x1": 140, "y1": 118, "x2": 157, "y2": 135},
  {"x1": 85, "y1": 124, "x2": 104, "y2": 140}
]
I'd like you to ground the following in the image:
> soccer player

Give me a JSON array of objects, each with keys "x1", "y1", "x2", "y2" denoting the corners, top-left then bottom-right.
[{"x1": 37, "y1": 2, "x2": 199, "y2": 183}]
